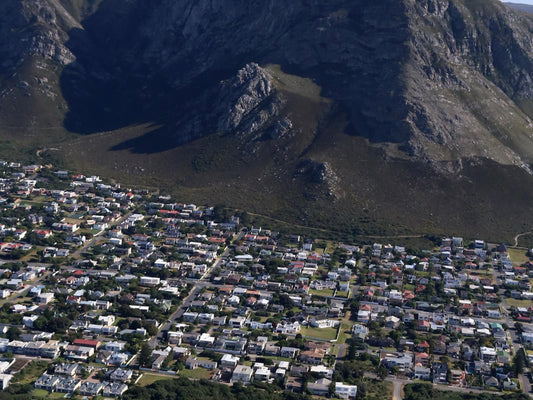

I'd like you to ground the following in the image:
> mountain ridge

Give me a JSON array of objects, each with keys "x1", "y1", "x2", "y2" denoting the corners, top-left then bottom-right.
[
  {"x1": 3, "y1": 0, "x2": 533, "y2": 240},
  {"x1": 505, "y1": 2, "x2": 533, "y2": 14},
  {"x1": 4, "y1": 0, "x2": 533, "y2": 166}
]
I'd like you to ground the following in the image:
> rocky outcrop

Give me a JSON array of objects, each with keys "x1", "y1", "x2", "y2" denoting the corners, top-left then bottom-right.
[
  {"x1": 0, "y1": 0, "x2": 76, "y2": 73},
  {"x1": 268, "y1": 117, "x2": 292, "y2": 139},
  {"x1": 217, "y1": 63, "x2": 284, "y2": 138},
  {"x1": 297, "y1": 159, "x2": 341, "y2": 200}
]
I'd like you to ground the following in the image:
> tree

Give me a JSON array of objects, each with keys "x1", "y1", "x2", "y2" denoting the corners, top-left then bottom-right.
[
  {"x1": 6, "y1": 326, "x2": 19, "y2": 341},
  {"x1": 377, "y1": 366, "x2": 388, "y2": 380},
  {"x1": 162, "y1": 352, "x2": 174, "y2": 369},
  {"x1": 512, "y1": 348, "x2": 528, "y2": 376},
  {"x1": 139, "y1": 343, "x2": 152, "y2": 367},
  {"x1": 146, "y1": 324, "x2": 158, "y2": 337},
  {"x1": 346, "y1": 339, "x2": 357, "y2": 360}
]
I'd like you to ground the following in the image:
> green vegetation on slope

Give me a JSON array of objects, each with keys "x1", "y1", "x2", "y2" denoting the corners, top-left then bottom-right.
[
  {"x1": 123, "y1": 377, "x2": 309, "y2": 400},
  {"x1": 404, "y1": 383, "x2": 528, "y2": 400}
]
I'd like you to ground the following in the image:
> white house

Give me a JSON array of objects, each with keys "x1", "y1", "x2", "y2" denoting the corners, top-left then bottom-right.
[
  {"x1": 335, "y1": 382, "x2": 358, "y2": 399},
  {"x1": 232, "y1": 365, "x2": 253, "y2": 383},
  {"x1": 309, "y1": 318, "x2": 339, "y2": 329},
  {"x1": 255, "y1": 366, "x2": 271, "y2": 381},
  {"x1": 221, "y1": 354, "x2": 240, "y2": 368},
  {"x1": 140, "y1": 276, "x2": 160, "y2": 286},
  {"x1": 414, "y1": 366, "x2": 431, "y2": 381}
]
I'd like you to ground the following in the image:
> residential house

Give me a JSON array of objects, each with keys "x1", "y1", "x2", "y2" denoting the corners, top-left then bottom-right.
[
  {"x1": 110, "y1": 368, "x2": 133, "y2": 382},
  {"x1": 232, "y1": 365, "x2": 253, "y2": 383},
  {"x1": 79, "y1": 381, "x2": 104, "y2": 396},
  {"x1": 54, "y1": 363, "x2": 79, "y2": 376},
  {"x1": 102, "y1": 382, "x2": 128, "y2": 397},
  {"x1": 414, "y1": 366, "x2": 431, "y2": 381},
  {"x1": 254, "y1": 366, "x2": 271, "y2": 381},
  {"x1": 335, "y1": 382, "x2": 358, "y2": 400},
  {"x1": 450, "y1": 369, "x2": 466, "y2": 386},
  {"x1": 281, "y1": 347, "x2": 300, "y2": 359},
  {"x1": 55, "y1": 377, "x2": 81, "y2": 393},
  {"x1": 34, "y1": 374, "x2": 60, "y2": 391},
  {"x1": 185, "y1": 357, "x2": 218, "y2": 370},
  {"x1": 307, "y1": 378, "x2": 332, "y2": 396}
]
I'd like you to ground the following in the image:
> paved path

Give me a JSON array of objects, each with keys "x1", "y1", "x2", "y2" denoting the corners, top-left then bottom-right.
[
  {"x1": 513, "y1": 231, "x2": 532, "y2": 247},
  {"x1": 148, "y1": 241, "x2": 234, "y2": 348},
  {"x1": 392, "y1": 380, "x2": 402, "y2": 400},
  {"x1": 365, "y1": 373, "x2": 510, "y2": 399},
  {"x1": 491, "y1": 264, "x2": 532, "y2": 396},
  {"x1": 71, "y1": 211, "x2": 132, "y2": 259},
  {"x1": 0, "y1": 271, "x2": 51, "y2": 307}
]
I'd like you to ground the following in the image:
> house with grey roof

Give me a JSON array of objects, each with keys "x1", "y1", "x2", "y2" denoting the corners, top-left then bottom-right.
[
  {"x1": 102, "y1": 382, "x2": 128, "y2": 397},
  {"x1": 79, "y1": 381, "x2": 104, "y2": 396}
]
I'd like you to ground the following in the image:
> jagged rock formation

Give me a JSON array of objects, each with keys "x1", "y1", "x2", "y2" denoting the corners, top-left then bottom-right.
[
  {"x1": 216, "y1": 63, "x2": 286, "y2": 140},
  {"x1": 297, "y1": 160, "x2": 340, "y2": 200},
  {"x1": 0, "y1": 0, "x2": 76, "y2": 71}
]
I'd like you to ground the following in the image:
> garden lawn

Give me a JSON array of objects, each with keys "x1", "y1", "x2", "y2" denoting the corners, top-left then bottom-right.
[
  {"x1": 508, "y1": 248, "x2": 530, "y2": 265},
  {"x1": 179, "y1": 368, "x2": 212, "y2": 379},
  {"x1": 505, "y1": 298, "x2": 532, "y2": 308},
  {"x1": 309, "y1": 289, "x2": 334, "y2": 297},
  {"x1": 138, "y1": 373, "x2": 177, "y2": 387},
  {"x1": 300, "y1": 326, "x2": 337, "y2": 340},
  {"x1": 13, "y1": 360, "x2": 50, "y2": 385}
]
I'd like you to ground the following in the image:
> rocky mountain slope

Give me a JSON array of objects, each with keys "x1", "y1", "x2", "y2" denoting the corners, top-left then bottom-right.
[
  {"x1": 3, "y1": 0, "x2": 533, "y2": 239},
  {"x1": 506, "y1": 3, "x2": 533, "y2": 14}
]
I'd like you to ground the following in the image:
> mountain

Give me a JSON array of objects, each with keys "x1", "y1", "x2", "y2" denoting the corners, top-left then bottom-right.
[
  {"x1": 3, "y1": 0, "x2": 533, "y2": 241},
  {"x1": 506, "y1": 2, "x2": 533, "y2": 14}
]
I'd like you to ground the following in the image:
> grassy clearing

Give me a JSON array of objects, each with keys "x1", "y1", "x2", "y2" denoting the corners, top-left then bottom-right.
[
  {"x1": 67, "y1": 212, "x2": 86, "y2": 219},
  {"x1": 31, "y1": 389, "x2": 69, "y2": 400},
  {"x1": 365, "y1": 380, "x2": 393, "y2": 400},
  {"x1": 31, "y1": 389, "x2": 49, "y2": 399},
  {"x1": 138, "y1": 373, "x2": 177, "y2": 387},
  {"x1": 505, "y1": 298, "x2": 531, "y2": 308},
  {"x1": 300, "y1": 326, "x2": 337, "y2": 341},
  {"x1": 19, "y1": 200, "x2": 45, "y2": 207},
  {"x1": 508, "y1": 247, "x2": 530, "y2": 265},
  {"x1": 337, "y1": 323, "x2": 352, "y2": 344},
  {"x1": 12, "y1": 360, "x2": 49, "y2": 385},
  {"x1": 31, "y1": 391, "x2": 67, "y2": 399},
  {"x1": 179, "y1": 368, "x2": 212, "y2": 379},
  {"x1": 309, "y1": 289, "x2": 334, "y2": 297},
  {"x1": 20, "y1": 249, "x2": 39, "y2": 262},
  {"x1": 62, "y1": 218, "x2": 82, "y2": 225}
]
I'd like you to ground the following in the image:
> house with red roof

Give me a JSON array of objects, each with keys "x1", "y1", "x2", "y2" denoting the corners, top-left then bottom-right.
[
  {"x1": 414, "y1": 352, "x2": 430, "y2": 366},
  {"x1": 417, "y1": 320, "x2": 430, "y2": 332},
  {"x1": 73, "y1": 339, "x2": 100, "y2": 349},
  {"x1": 34, "y1": 229, "x2": 52, "y2": 239}
]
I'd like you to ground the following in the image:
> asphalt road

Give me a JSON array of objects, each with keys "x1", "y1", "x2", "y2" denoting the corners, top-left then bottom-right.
[
  {"x1": 149, "y1": 245, "x2": 232, "y2": 348},
  {"x1": 0, "y1": 270, "x2": 51, "y2": 307},
  {"x1": 392, "y1": 380, "x2": 402, "y2": 400},
  {"x1": 71, "y1": 211, "x2": 132, "y2": 259},
  {"x1": 491, "y1": 265, "x2": 532, "y2": 395}
]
